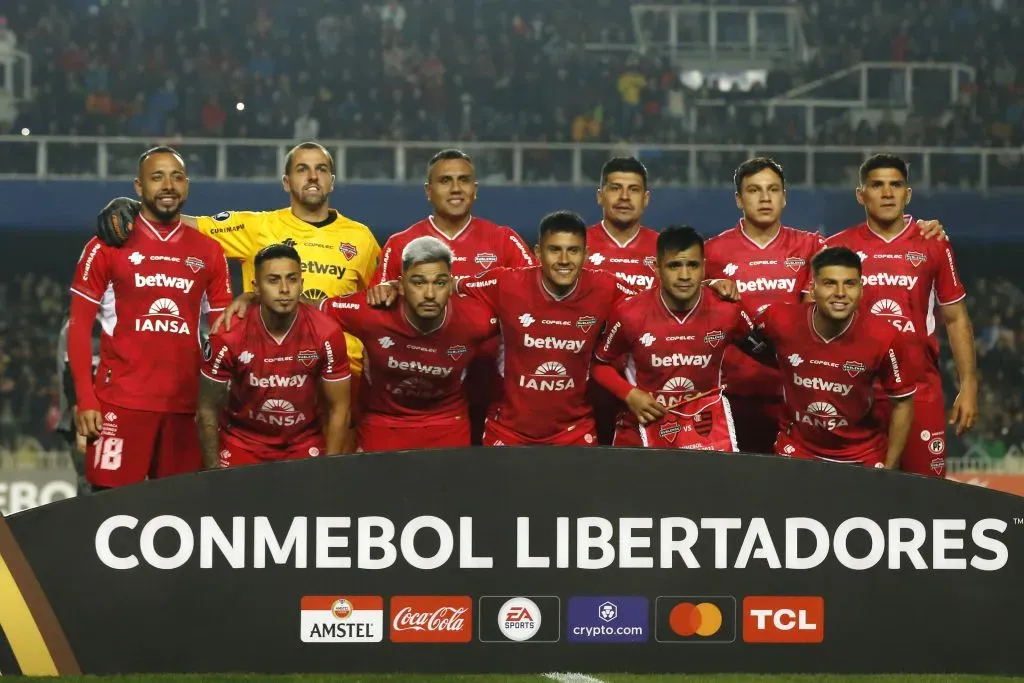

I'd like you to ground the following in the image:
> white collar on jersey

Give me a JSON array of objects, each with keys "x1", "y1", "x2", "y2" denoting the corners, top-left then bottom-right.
[
  {"x1": 809, "y1": 305, "x2": 856, "y2": 344},
  {"x1": 261, "y1": 308, "x2": 298, "y2": 346},
  {"x1": 865, "y1": 214, "x2": 914, "y2": 243},
  {"x1": 401, "y1": 302, "x2": 448, "y2": 335},
  {"x1": 737, "y1": 218, "x2": 782, "y2": 250},
  {"x1": 600, "y1": 220, "x2": 642, "y2": 249},
  {"x1": 138, "y1": 214, "x2": 184, "y2": 242},
  {"x1": 659, "y1": 289, "x2": 702, "y2": 325},
  {"x1": 428, "y1": 215, "x2": 474, "y2": 241}
]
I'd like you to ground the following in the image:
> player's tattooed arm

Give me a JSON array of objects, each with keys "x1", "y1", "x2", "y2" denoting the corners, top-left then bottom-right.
[{"x1": 196, "y1": 376, "x2": 229, "y2": 468}]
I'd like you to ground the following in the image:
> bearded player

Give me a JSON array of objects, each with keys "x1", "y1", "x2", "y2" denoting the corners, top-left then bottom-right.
[
  {"x1": 68, "y1": 147, "x2": 233, "y2": 489},
  {"x1": 197, "y1": 244, "x2": 352, "y2": 467},
  {"x1": 593, "y1": 226, "x2": 758, "y2": 450},
  {"x1": 323, "y1": 236, "x2": 498, "y2": 452},
  {"x1": 753, "y1": 247, "x2": 917, "y2": 468},
  {"x1": 827, "y1": 154, "x2": 977, "y2": 477}
]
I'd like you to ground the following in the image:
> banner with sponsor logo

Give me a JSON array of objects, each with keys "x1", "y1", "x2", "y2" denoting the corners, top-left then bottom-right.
[
  {"x1": 0, "y1": 448, "x2": 1022, "y2": 676},
  {"x1": 0, "y1": 468, "x2": 77, "y2": 516}
]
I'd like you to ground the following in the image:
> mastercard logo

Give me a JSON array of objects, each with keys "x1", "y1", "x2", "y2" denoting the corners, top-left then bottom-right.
[
  {"x1": 669, "y1": 601, "x2": 723, "y2": 637},
  {"x1": 655, "y1": 596, "x2": 736, "y2": 643}
]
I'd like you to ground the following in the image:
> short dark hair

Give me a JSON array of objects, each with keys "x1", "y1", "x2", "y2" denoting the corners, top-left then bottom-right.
[
  {"x1": 811, "y1": 246, "x2": 862, "y2": 276},
  {"x1": 859, "y1": 153, "x2": 909, "y2": 185},
  {"x1": 600, "y1": 157, "x2": 648, "y2": 190},
  {"x1": 138, "y1": 146, "x2": 185, "y2": 174},
  {"x1": 538, "y1": 210, "x2": 587, "y2": 241},
  {"x1": 254, "y1": 243, "x2": 302, "y2": 272},
  {"x1": 733, "y1": 157, "x2": 785, "y2": 193},
  {"x1": 427, "y1": 148, "x2": 474, "y2": 180},
  {"x1": 284, "y1": 142, "x2": 335, "y2": 175},
  {"x1": 656, "y1": 225, "x2": 704, "y2": 259}
]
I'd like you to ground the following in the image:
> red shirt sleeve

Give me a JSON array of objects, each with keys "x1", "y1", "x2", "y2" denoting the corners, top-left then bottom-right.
[
  {"x1": 934, "y1": 242, "x2": 967, "y2": 305},
  {"x1": 320, "y1": 323, "x2": 351, "y2": 382},
  {"x1": 730, "y1": 304, "x2": 756, "y2": 342},
  {"x1": 320, "y1": 293, "x2": 368, "y2": 339},
  {"x1": 69, "y1": 238, "x2": 112, "y2": 303},
  {"x1": 591, "y1": 361, "x2": 635, "y2": 401},
  {"x1": 455, "y1": 267, "x2": 506, "y2": 309},
  {"x1": 501, "y1": 227, "x2": 536, "y2": 267},
  {"x1": 68, "y1": 294, "x2": 101, "y2": 412},
  {"x1": 372, "y1": 235, "x2": 404, "y2": 287},
  {"x1": 877, "y1": 328, "x2": 917, "y2": 398},
  {"x1": 594, "y1": 302, "x2": 631, "y2": 364},
  {"x1": 204, "y1": 248, "x2": 234, "y2": 313},
  {"x1": 200, "y1": 331, "x2": 236, "y2": 383}
]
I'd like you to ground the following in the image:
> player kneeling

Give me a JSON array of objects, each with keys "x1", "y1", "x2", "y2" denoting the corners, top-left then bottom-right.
[
  {"x1": 197, "y1": 244, "x2": 352, "y2": 467},
  {"x1": 321, "y1": 236, "x2": 498, "y2": 452}
]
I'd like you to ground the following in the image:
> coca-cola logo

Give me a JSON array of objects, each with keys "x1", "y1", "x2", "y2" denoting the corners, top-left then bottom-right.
[{"x1": 388, "y1": 595, "x2": 473, "y2": 642}]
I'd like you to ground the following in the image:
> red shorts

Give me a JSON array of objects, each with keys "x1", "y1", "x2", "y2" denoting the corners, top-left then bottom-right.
[
  {"x1": 640, "y1": 394, "x2": 738, "y2": 452},
  {"x1": 872, "y1": 381, "x2": 947, "y2": 477},
  {"x1": 87, "y1": 403, "x2": 202, "y2": 488},
  {"x1": 483, "y1": 415, "x2": 597, "y2": 447},
  {"x1": 612, "y1": 418, "x2": 645, "y2": 448},
  {"x1": 774, "y1": 431, "x2": 885, "y2": 468},
  {"x1": 726, "y1": 393, "x2": 783, "y2": 455},
  {"x1": 218, "y1": 433, "x2": 326, "y2": 468},
  {"x1": 357, "y1": 414, "x2": 471, "y2": 453}
]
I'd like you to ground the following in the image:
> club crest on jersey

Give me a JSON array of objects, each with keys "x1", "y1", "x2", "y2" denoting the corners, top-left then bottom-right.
[
  {"x1": 843, "y1": 360, "x2": 867, "y2": 377},
  {"x1": 905, "y1": 251, "x2": 927, "y2": 267},
  {"x1": 447, "y1": 344, "x2": 468, "y2": 361},
  {"x1": 339, "y1": 243, "x2": 358, "y2": 260},
  {"x1": 693, "y1": 409, "x2": 714, "y2": 437},
  {"x1": 785, "y1": 256, "x2": 805, "y2": 272},
  {"x1": 474, "y1": 252, "x2": 498, "y2": 270},
  {"x1": 297, "y1": 349, "x2": 319, "y2": 367},
  {"x1": 576, "y1": 315, "x2": 598, "y2": 333},
  {"x1": 704, "y1": 330, "x2": 725, "y2": 348},
  {"x1": 185, "y1": 256, "x2": 205, "y2": 273},
  {"x1": 659, "y1": 419, "x2": 681, "y2": 444},
  {"x1": 643, "y1": 256, "x2": 657, "y2": 272}
]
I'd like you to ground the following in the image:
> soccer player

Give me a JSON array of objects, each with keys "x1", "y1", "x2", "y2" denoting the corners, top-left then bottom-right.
[
  {"x1": 753, "y1": 247, "x2": 917, "y2": 468},
  {"x1": 95, "y1": 142, "x2": 380, "y2": 450},
  {"x1": 827, "y1": 154, "x2": 977, "y2": 477},
  {"x1": 455, "y1": 211, "x2": 637, "y2": 446},
  {"x1": 370, "y1": 148, "x2": 534, "y2": 446},
  {"x1": 593, "y1": 226, "x2": 756, "y2": 450},
  {"x1": 321, "y1": 236, "x2": 498, "y2": 452},
  {"x1": 197, "y1": 244, "x2": 351, "y2": 466},
  {"x1": 68, "y1": 146, "x2": 233, "y2": 489}
]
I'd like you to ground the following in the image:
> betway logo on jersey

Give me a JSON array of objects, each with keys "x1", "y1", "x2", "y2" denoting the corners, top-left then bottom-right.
[
  {"x1": 650, "y1": 353, "x2": 712, "y2": 368},
  {"x1": 523, "y1": 333, "x2": 585, "y2": 353},
  {"x1": 302, "y1": 261, "x2": 346, "y2": 280},
  {"x1": 616, "y1": 272, "x2": 655, "y2": 288},
  {"x1": 387, "y1": 356, "x2": 453, "y2": 377},
  {"x1": 736, "y1": 277, "x2": 796, "y2": 293},
  {"x1": 862, "y1": 273, "x2": 918, "y2": 290},
  {"x1": 248, "y1": 374, "x2": 309, "y2": 388},
  {"x1": 792, "y1": 373, "x2": 853, "y2": 396},
  {"x1": 134, "y1": 272, "x2": 195, "y2": 293},
  {"x1": 794, "y1": 401, "x2": 849, "y2": 431},
  {"x1": 519, "y1": 361, "x2": 575, "y2": 391}
]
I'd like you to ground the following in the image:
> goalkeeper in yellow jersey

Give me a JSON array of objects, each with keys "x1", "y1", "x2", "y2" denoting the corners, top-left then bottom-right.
[{"x1": 95, "y1": 142, "x2": 380, "y2": 452}]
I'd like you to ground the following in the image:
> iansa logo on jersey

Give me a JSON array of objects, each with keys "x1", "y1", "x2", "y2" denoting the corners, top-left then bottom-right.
[
  {"x1": 655, "y1": 377, "x2": 696, "y2": 408},
  {"x1": 249, "y1": 398, "x2": 306, "y2": 427},
  {"x1": 519, "y1": 362, "x2": 575, "y2": 391},
  {"x1": 301, "y1": 596, "x2": 384, "y2": 643},
  {"x1": 135, "y1": 299, "x2": 191, "y2": 335},
  {"x1": 870, "y1": 299, "x2": 916, "y2": 333},
  {"x1": 794, "y1": 401, "x2": 849, "y2": 431}
]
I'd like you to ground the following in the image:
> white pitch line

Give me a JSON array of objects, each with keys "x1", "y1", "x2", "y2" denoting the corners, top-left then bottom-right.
[{"x1": 544, "y1": 673, "x2": 611, "y2": 683}]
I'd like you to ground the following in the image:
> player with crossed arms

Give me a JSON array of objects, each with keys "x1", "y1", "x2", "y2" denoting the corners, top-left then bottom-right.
[{"x1": 197, "y1": 244, "x2": 352, "y2": 467}]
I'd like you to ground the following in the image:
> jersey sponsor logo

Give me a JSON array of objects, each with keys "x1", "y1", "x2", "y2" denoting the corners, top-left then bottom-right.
[
  {"x1": 265, "y1": 356, "x2": 294, "y2": 363},
  {"x1": 248, "y1": 374, "x2": 309, "y2": 388},
  {"x1": 639, "y1": 332, "x2": 656, "y2": 347},
  {"x1": 387, "y1": 356, "x2": 454, "y2": 377},
  {"x1": 474, "y1": 252, "x2": 498, "y2": 269},
  {"x1": 589, "y1": 253, "x2": 606, "y2": 265},
  {"x1": 135, "y1": 298, "x2": 191, "y2": 335},
  {"x1": 576, "y1": 315, "x2": 598, "y2": 333},
  {"x1": 207, "y1": 224, "x2": 245, "y2": 235},
  {"x1": 238, "y1": 351, "x2": 255, "y2": 364},
  {"x1": 508, "y1": 235, "x2": 533, "y2": 263},
  {"x1": 150, "y1": 255, "x2": 181, "y2": 263},
  {"x1": 944, "y1": 248, "x2": 959, "y2": 288},
  {"x1": 792, "y1": 373, "x2": 853, "y2": 395},
  {"x1": 519, "y1": 313, "x2": 536, "y2": 328},
  {"x1": 465, "y1": 278, "x2": 497, "y2": 289},
  {"x1": 302, "y1": 242, "x2": 335, "y2": 250},
  {"x1": 794, "y1": 401, "x2": 849, "y2": 431},
  {"x1": 331, "y1": 300, "x2": 362, "y2": 310},
  {"x1": 407, "y1": 344, "x2": 436, "y2": 354},
  {"x1": 134, "y1": 272, "x2": 196, "y2": 293},
  {"x1": 655, "y1": 377, "x2": 697, "y2": 408},
  {"x1": 861, "y1": 273, "x2": 919, "y2": 290},
  {"x1": 650, "y1": 353, "x2": 712, "y2": 369},
  {"x1": 542, "y1": 319, "x2": 570, "y2": 326},
  {"x1": 736, "y1": 277, "x2": 796, "y2": 293},
  {"x1": 617, "y1": 272, "x2": 656, "y2": 288},
  {"x1": 81, "y1": 242, "x2": 102, "y2": 280},
  {"x1": 297, "y1": 349, "x2": 320, "y2": 367},
  {"x1": 750, "y1": 260, "x2": 778, "y2": 266},
  {"x1": 447, "y1": 345, "x2": 467, "y2": 361},
  {"x1": 722, "y1": 263, "x2": 738, "y2": 276},
  {"x1": 249, "y1": 398, "x2": 307, "y2": 427},
  {"x1": 303, "y1": 288, "x2": 329, "y2": 301},
  {"x1": 128, "y1": 251, "x2": 145, "y2": 266},
  {"x1": 213, "y1": 211, "x2": 231, "y2": 221},
  {"x1": 666, "y1": 335, "x2": 695, "y2": 341},
  {"x1": 785, "y1": 256, "x2": 805, "y2": 272},
  {"x1": 843, "y1": 361, "x2": 866, "y2": 377},
  {"x1": 323, "y1": 342, "x2": 337, "y2": 373},
  {"x1": 704, "y1": 330, "x2": 725, "y2": 348},
  {"x1": 302, "y1": 260, "x2": 347, "y2": 280},
  {"x1": 519, "y1": 361, "x2": 575, "y2": 391},
  {"x1": 523, "y1": 333, "x2": 585, "y2": 352},
  {"x1": 887, "y1": 348, "x2": 903, "y2": 383},
  {"x1": 379, "y1": 337, "x2": 395, "y2": 349},
  {"x1": 339, "y1": 243, "x2": 358, "y2": 260},
  {"x1": 185, "y1": 256, "x2": 205, "y2": 273}
]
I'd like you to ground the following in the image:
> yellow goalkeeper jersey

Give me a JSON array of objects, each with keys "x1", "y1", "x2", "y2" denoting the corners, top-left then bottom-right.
[{"x1": 196, "y1": 207, "x2": 381, "y2": 374}]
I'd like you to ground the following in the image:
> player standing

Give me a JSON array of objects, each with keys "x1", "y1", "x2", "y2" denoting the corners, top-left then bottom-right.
[
  {"x1": 323, "y1": 237, "x2": 498, "y2": 451},
  {"x1": 68, "y1": 147, "x2": 233, "y2": 489},
  {"x1": 197, "y1": 244, "x2": 351, "y2": 467},
  {"x1": 753, "y1": 247, "x2": 917, "y2": 468},
  {"x1": 827, "y1": 154, "x2": 977, "y2": 477},
  {"x1": 455, "y1": 211, "x2": 636, "y2": 446},
  {"x1": 593, "y1": 226, "x2": 756, "y2": 450}
]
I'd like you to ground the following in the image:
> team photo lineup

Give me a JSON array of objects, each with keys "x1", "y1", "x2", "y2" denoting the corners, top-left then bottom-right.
[{"x1": 66, "y1": 141, "x2": 979, "y2": 491}]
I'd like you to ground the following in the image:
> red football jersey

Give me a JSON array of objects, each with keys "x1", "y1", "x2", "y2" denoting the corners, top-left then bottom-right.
[
  {"x1": 757, "y1": 302, "x2": 917, "y2": 461},
  {"x1": 705, "y1": 220, "x2": 825, "y2": 398},
  {"x1": 595, "y1": 286, "x2": 754, "y2": 418},
  {"x1": 373, "y1": 216, "x2": 535, "y2": 286},
  {"x1": 200, "y1": 304, "x2": 351, "y2": 449},
  {"x1": 826, "y1": 214, "x2": 966, "y2": 380},
  {"x1": 586, "y1": 222, "x2": 660, "y2": 290},
  {"x1": 69, "y1": 217, "x2": 233, "y2": 413},
  {"x1": 457, "y1": 267, "x2": 635, "y2": 442},
  {"x1": 320, "y1": 291, "x2": 498, "y2": 420}
]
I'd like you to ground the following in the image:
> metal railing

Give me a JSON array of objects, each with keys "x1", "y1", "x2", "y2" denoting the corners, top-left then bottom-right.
[{"x1": 0, "y1": 136, "x2": 1021, "y2": 190}]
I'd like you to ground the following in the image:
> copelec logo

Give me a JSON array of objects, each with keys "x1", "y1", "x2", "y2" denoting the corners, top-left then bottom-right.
[
  {"x1": 478, "y1": 596, "x2": 560, "y2": 643},
  {"x1": 567, "y1": 596, "x2": 648, "y2": 643}
]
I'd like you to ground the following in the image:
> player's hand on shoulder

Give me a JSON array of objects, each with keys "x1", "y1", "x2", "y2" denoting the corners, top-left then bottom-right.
[
  {"x1": 366, "y1": 281, "x2": 400, "y2": 308},
  {"x1": 916, "y1": 218, "x2": 948, "y2": 241},
  {"x1": 707, "y1": 278, "x2": 740, "y2": 302},
  {"x1": 625, "y1": 388, "x2": 666, "y2": 426},
  {"x1": 96, "y1": 197, "x2": 141, "y2": 247},
  {"x1": 211, "y1": 292, "x2": 257, "y2": 333}
]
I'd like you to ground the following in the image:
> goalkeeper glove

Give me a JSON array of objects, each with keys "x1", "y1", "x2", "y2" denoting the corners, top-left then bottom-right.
[{"x1": 96, "y1": 197, "x2": 141, "y2": 246}]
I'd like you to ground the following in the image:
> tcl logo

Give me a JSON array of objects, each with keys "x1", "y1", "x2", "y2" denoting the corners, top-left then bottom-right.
[
  {"x1": 389, "y1": 595, "x2": 472, "y2": 643},
  {"x1": 742, "y1": 596, "x2": 824, "y2": 643}
]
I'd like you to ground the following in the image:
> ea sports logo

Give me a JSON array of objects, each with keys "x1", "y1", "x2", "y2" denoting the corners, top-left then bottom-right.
[{"x1": 497, "y1": 597, "x2": 542, "y2": 642}]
